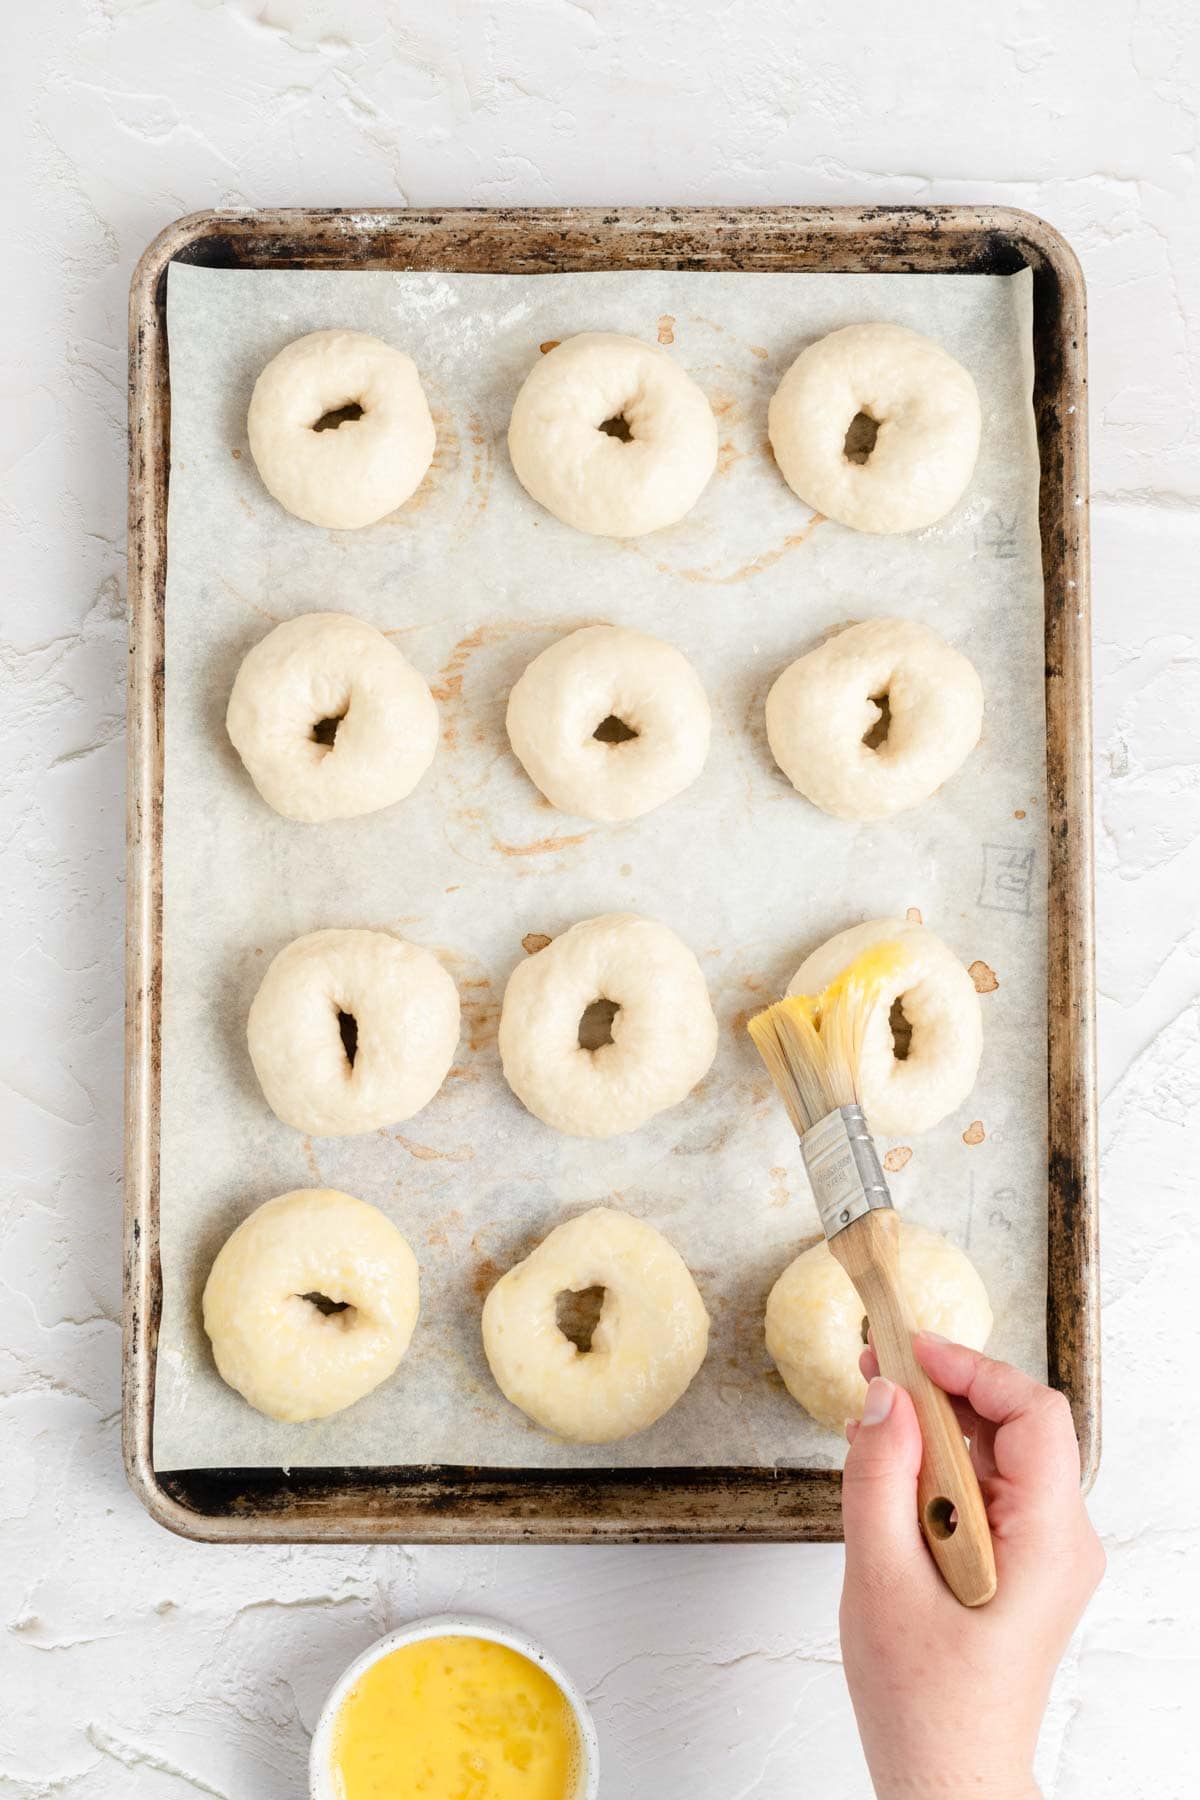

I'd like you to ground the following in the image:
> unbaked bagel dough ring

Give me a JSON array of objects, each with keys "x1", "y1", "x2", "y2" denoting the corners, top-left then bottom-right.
[
  {"x1": 507, "y1": 332, "x2": 719, "y2": 537},
  {"x1": 768, "y1": 322, "x2": 981, "y2": 533},
  {"x1": 247, "y1": 929, "x2": 460, "y2": 1136},
  {"x1": 202, "y1": 1188, "x2": 420, "y2": 1422},
  {"x1": 506, "y1": 625, "x2": 711, "y2": 821},
  {"x1": 765, "y1": 618, "x2": 983, "y2": 820},
  {"x1": 481, "y1": 1206, "x2": 710, "y2": 1443},
  {"x1": 765, "y1": 1218, "x2": 992, "y2": 1432},
  {"x1": 247, "y1": 330, "x2": 435, "y2": 529},
  {"x1": 789, "y1": 917, "x2": 981, "y2": 1136},
  {"x1": 226, "y1": 612, "x2": 439, "y2": 823},
  {"x1": 498, "y1": 914, "x2": 718, "y2": 1138}
]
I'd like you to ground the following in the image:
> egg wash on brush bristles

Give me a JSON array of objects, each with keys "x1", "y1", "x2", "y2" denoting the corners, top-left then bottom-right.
[{"x1": 748, "y1": 942, "x2": 908, "y2": 1238}]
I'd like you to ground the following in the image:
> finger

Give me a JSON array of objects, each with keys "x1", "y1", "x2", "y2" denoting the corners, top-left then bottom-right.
[
  {"x1": 913, "y1": 1334, "x2": 1082, "y2": 1494},
  {"x1": 862, "y1": 1345, "x2": 996, "y2": 1473},
  {"x1": 841, "y1": 1377, "x2": 934, "y2": 1598}
]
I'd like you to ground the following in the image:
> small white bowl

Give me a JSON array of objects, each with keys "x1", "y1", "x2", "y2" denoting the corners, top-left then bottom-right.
[{"x1": 309, "y1": 1610, "x2": 600, "y2": 1799}]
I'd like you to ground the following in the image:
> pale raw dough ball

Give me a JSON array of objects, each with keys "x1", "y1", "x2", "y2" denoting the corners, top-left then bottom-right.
[
  {"x1": 498, "y1": 914, "x2": 718, "y2": 1138},
  {"x1": 506, "y1": 625, "x2": 711, "y2": 821},
  {"x1": 482, "y1": 1206, "x2": 710, "y2": 1443},
  {"x1": 766, "y1": 1218, "x2": 993, "y2": 1432},
  {"x1": 202, "y1": 1188, "x2": 420, "y2": 1422},
  {"x1": 789, "y1": 917, "x2": 982, "y2": 1135},
  {"x1": 247, "y1": 929, "x2": 460, "y2": 1136},
  {"x1": 247, "y1": 329, "x2": 435, "y2": 529},
  {"x1": 507, "y1": 332, "x2": 718, "y2": 536},
  {"x1": 766, "y1": 617, "x2": 983, "y2": 821},
  {"x1": 226, "y1": 612, "x2": 439, "y2": 823},
  {"x1": 768, "y1": 322, "x2": 981, "y2": 533}
]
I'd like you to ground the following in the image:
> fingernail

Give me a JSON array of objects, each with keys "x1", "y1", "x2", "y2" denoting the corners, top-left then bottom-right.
[
  {"x1": 917, "y1": 1329, "x2": 950, "y2": 1344},
  {"x1": 860, "y1": 1377, "x2": 895, "y2": 1426}
]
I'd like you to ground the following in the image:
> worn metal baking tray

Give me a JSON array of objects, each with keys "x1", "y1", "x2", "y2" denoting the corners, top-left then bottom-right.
[{"x1": 125, "y1": 205, "x2": 1096, "y2": 1542}]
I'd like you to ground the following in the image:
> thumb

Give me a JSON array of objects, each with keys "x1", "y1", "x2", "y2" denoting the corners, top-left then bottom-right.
[{"x1": 841, "y1": 1377, "x2": 928, "y2": 1593}]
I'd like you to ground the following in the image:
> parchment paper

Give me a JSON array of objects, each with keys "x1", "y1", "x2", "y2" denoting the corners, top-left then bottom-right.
[{"x1": 153, "y1": 262, "x2": 1047, "y2": 1471}]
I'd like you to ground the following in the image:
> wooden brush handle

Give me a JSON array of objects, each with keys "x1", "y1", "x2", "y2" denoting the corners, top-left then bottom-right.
[{"x1": 830, "y1": 1208, "x2": 997, "y2": 1608}]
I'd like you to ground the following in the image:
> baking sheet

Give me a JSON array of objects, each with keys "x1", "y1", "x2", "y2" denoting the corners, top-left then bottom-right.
[{"x1": 153, "y1": 262, "x2": 1047, "y2": 1472}]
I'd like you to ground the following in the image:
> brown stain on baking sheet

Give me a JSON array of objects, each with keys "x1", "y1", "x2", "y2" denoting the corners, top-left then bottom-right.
[
  {"x1": 968, "y1": 960, "x2": 1000, "y2": 994},
  {"x1": 641, "y1": 512, "x2": 824, "y2": 587},
  {"x1": 657, "y1": 314, "x2": 675, "y2": 345},
  {"x1": 962, "y1": 1120, "x2": 986, "y2": 1146},
  {"x1": 883, "y1": 1146, "x2": 913, "y2": 1173},
  {"x1": 300, "y1": 1138, "x2": 323, "y2": 1184},
  {"x1": 494, "y1": 830, "x2": 594, "y2": 858},
  {"x1": 768, "y1": 1164, "x2": 792, "y2": 1208},
  {"x1": 522, "y1": 932, "x2": 552, "y2": 955},
  {"x1": 539, "y1": 339, "x2": 560, "y2": 355},
  {"x1": 465, "y1": 410, "x2": 495, "y2": 511},
  {"x1": 1014, "y1": 808, "x2": 1026, "y2": 820},
  {"x1": 220, "y1": 577, "x2": 280, "y2": 626},
  {"x1": 394, "y1": 1135, "x2": 475, "y2": 1163},
  {"x1": 426, "y1": 1208, "x2": 464, "y2": 1249},
  {"x1": 717, "y1": 438, "x2": 744, "y2": 476},
  {"x1": 387, "y1": 404, "x2": 461, "y2": 520},
  {"x1": 749, "y1": 344, "x2": 769, "y2": 360},
  {"x1": 905, "y1": 906, "x2": 923, "y2": 925}
]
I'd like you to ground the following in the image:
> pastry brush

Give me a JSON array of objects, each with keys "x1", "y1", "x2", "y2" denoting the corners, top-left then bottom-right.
[{"x1": 749, "y1": 951, "x2": 996, "y2": 1607}]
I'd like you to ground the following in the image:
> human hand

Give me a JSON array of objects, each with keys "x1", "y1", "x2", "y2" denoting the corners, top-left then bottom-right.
[{"x1": 839, "y1": 1334, "x2": 1104, "y2": 1799}]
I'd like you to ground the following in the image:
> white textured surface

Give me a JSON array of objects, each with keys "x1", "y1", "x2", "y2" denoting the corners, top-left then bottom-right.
[{"x1": 4, "y1": 1, "x2": 1197, "y2": 1794}]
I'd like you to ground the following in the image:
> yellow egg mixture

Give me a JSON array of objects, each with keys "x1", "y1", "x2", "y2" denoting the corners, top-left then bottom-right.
[{"x1": 331, "y1": 1635, "x2": 580, "y2": 1800}]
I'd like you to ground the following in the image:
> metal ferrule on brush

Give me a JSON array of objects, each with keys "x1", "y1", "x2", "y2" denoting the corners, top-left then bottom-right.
[{"x1": 801, "y1": 1104, "x2": 893, "y2": 1240}]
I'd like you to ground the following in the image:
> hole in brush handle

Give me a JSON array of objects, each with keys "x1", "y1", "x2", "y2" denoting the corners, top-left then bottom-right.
[{"x1": 924, "y1": 1496, "x2": 959, "y2": 1539}]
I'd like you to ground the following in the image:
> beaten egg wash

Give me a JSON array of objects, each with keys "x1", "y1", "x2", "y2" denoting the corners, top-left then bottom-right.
[{"x1": 330, "y1": 1635, "x2": 580, "y2": 1800}]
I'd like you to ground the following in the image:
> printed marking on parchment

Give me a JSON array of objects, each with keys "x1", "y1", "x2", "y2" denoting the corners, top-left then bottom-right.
[
  {"x1": 905, "y1": 905, "x2": 923, "y2": 925},
  {"x1": 657, "y1": 313, "x2": 676, "y2": 345},
  {"x1": 978, "y1": 844, "x2": 1035, "y2": 916}
]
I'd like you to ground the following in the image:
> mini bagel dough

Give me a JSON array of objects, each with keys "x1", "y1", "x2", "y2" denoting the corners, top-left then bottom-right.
[
  {"x1": 247, "y1": 929, "x2": 460, "y2": 1136},
  {"x1": 202, "y1": 1188, "x2": 420, "y2": 1422},
  {"x1": 766, "y1": 617, "x2": 983, "y2": 820},
  {"x1": 768, "y1": 322, "x2": 981, "y2": 533},
  {"x1": 226, "y1": 612, "x2": 439, "y2": 823},
  {"x1": 789, "y1": 917, "x2": 982, "y2": 1136},
  {"x1": 481, "y1": 1206, "x2": 710, "y2": 1443},
  {"x1": 507, "y1": 332, "x2": 719, "y2": 537},
  {"x1": 247, "y1": 330, "x2": 435, "y2": 529},
  {"x1": 765, "y1": 1218, "x2": 993, "y2": 1431},
  {"x1": 498, "y1": 914, "x2": 718, "y2": 1138},
  {"x1": 506, "y1": 625, "x2": 711, "y2": 821}
]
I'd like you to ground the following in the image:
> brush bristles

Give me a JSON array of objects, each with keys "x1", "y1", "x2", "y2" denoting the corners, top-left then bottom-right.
[{"x1": 748, "y1": 986, "x2": 869, "y2": 1136}]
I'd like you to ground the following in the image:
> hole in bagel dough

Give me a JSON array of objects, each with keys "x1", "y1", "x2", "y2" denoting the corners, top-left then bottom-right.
[
  {"x1": 311, "y1": 709, "x2": 347, "y2": 749},
  {"x1": 556, "y1": 1285, "x2": 606, "y2": 1353},
  {"x1": 312, "y1": 400, "x2": 365, "y2": 432},
  {"x1": 298, "y1": 1290, "x2": 355, "y2": 1327},
  {"x1": 578, "y1": 997, "x2": 620, "y2": 1050},
  {"x1": 888, "y1": 995, "x2": 913, "y2": 1062},
  {"x1": 862, "y1": 691, "x2": 891, "y2": 750},
  {"x1": 593, "y1": 714, "x2": 638, "y2": 744},
  {"x1": 925, "y1": 1496, "x2": 959, "y2": 1539},
  {"x1": 337, "y1": 1009, "x2": 359, "y2": 1068},
  {"x1": 598, "y1": 413, "x2": 634, "y2": 442},
  {"x1": 843, "y1": 410, "x2": 880, "y2": 464},
  {"x1": 860, "y1": 1314, "x2": 870, "y2": 1345}
]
